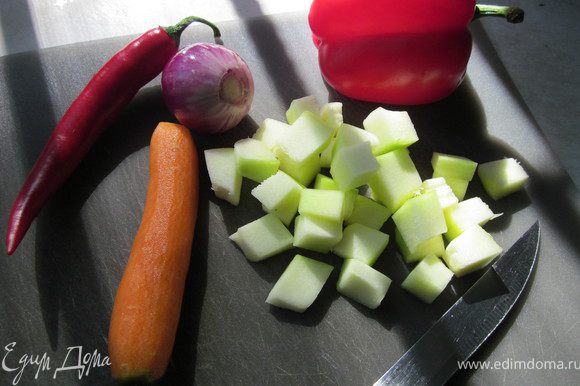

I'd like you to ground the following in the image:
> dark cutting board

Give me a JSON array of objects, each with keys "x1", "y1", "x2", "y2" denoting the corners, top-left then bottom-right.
[{"x1": 0, "y1": 12, "x2": 578, "y2": 386}]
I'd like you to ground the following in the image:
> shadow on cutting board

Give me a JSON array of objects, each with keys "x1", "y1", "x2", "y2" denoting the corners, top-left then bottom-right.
[{"x1": 230, "y1": 0, "x2": 309, "y2": 108}]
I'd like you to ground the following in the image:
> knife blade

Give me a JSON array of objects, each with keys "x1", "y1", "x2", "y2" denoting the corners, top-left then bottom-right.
[{"x1": 375, "y1": 221, "x2": 540, "y2": 386}]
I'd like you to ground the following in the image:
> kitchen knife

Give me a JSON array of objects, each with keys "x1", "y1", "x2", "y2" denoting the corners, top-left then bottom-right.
[{"x1": 375, "y1": 221, "x2": 540, "y2": 386}]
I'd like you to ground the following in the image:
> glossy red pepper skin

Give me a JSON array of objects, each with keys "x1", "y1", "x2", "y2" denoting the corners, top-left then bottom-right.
[
  {"x1": 318, "y1": 30, "x2": 472, "y2": 105},
  {"x1": 6, "y1": 18, "x2": 220, "y2": 255},
  {"x1": 309, "y1": 0, "x2": 476, "y2": 105}
]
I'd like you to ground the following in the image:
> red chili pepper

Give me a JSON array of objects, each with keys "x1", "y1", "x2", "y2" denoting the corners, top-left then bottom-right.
[
  {"x1": 6, "y1": 16, "x2": 220, "y2": 255},
  {"x1": 308, "y1": 2, "x2": 524, "y2": 105}
]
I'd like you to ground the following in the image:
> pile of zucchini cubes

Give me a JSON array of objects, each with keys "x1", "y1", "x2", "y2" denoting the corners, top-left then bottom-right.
[{"x1": 205, "y1": 96, "x2": 529, "y2": 313}]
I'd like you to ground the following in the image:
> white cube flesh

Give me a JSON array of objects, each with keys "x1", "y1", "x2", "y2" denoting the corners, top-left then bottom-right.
[
  {"x1": 204, "y1": 148, "x2": 242, "y2": 205},
  {"x1": 368, "y1": 148, "x2": 422, "y2": 213},
  {"x1": 253, "y1": 118, "x2": 289, "y2": 150},
  {"x1": 478, "y1": 158, "x2": 529, "y2": 200},
  {"x1": 278, "y1": 111, "x2": 332, "y2": 164},
  {"x1": 314, "y1": 173, "x2": 339, "y2": 190},
  {"x1": 320, "y1": 137, "x2": 335, "y2": 168},
  {"x1": 337, "y1": 259, "x2": 391, "y2": 309},
  {"x1": 443, "y1": 225, "x2": 503, "y2": 277},
  {"x1": 276, "y1": 149, "x2": 321, "y2": 186},
  {"x1": 320, "y1": 102, "x2": 343, "y2": 134},
  {"x1": 443, "y1": 176, "x2": 469, "y2": 201},
  {"x1": 332, "y1": 223, "x2": 390, "y2": 266},
  {"x1": 421, "y1": 177, "x2": 459, "y2": 209},
  {"x1": 401, "y1": 254, "x2": 453, "y2": 304},
  {"x1": 395, "y1": 230, "x2": 445, "y2": 264},
  {"x1": 293, "y1": 215, "x2": 343, "y2": 253},
  {"x1": 261, "y1": 204, "x2": 295, "y2": 227},
  {"x1": 330, "y1": 141, "x2": 379, "y2": 191},
  {"x1": 346, "y1": 195, "x2": 391, "y2": 230},
  {"x1": 234, "y1": 138, "x2": 279, "y2": 182},
  {"x1": 251, "y1": 171, "x2": 303, "y2": 226},
  {"x1": 392, "y1": 191, "x2": 447, "y2": 254},
  {"x1": 230, "y1": 213, "x2": 293, "y2": 262},
  {"x1": 298, "y1": 189, "x2": 346, "y2": 222},
  {"x1": 266, "y1": 254, "x2": 333, "y2": 313},
  {"x1": 314, "y1": 174, "x2": 357, "y2": 219},
  {"x1": 333, "y1": 123, "x2": 379, "y2": 156},
  {"x1": 251, "y1": 170, "x2": 303, "y2": 212},
  {"x1": 362, "y1": 107, "x2": 419, "y2": 155},
  {"x1": 432, "y1": 152, "x2": 478, "y2": 181},
  {"x1": 444, "y1": 197, "x2": 500, "y2": 241},
  {"x1": 286, "y1": 95, "x2": 321, "y2": 124}
]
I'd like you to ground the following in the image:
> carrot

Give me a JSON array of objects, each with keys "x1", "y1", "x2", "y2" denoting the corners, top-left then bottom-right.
[{"x1": 108, "y1": 122, "x2": 198, "y2": 382}]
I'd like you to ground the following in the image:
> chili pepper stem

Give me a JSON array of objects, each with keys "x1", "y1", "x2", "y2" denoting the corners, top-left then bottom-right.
[
  {"x1": 473, "y1": 5, "x2": 525, "y2": 23},
  {"x1": 164, "y1": 16, "x2": 221, "y2": 45}
]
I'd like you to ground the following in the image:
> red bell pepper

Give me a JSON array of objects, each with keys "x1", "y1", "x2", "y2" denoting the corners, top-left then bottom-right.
[
  {"x1": 5, "y1": 16, "x2": 220, "y2": 255},
  {"x1": 309, "y1": 1, "x2": 524, "y2": 105}
]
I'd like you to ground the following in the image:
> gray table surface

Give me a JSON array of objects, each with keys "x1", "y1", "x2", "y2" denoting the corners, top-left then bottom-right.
[{"x1": 0, "y1": 9, "x2": 579, "y2": 386}]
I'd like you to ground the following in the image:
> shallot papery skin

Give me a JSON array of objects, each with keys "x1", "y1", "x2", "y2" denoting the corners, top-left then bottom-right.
[{"x1": 162, "y1": 43, "x2": 254, "y2": 133}]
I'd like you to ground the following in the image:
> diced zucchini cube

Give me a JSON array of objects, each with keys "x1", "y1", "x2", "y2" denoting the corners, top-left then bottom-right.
[
  {"x1": 204, "y1": 148, "x2": 242, "y2": 206},
  {"x1": 253, "y1": 118, "x2": 289, "y2": 150},
  {"x1": 443, "y1": 225, "x2": 503, "y2": 277},
  {"x1": 478, "y1": 158, "x2": 529, "y2": 200},
  {"x1": 234, "y1": 138, "x2": 279, "y2": 182},
  {"x1": 421, "y1": 177, "x2": 459, "y2": 209},
  {"x1": 261, "y1": 204, "x2": 296, "y2": 228},
  {"x1": 252, "y1": 170, "x2": 303, "y2": 211},
  {"x1": 313, "y1": 174, "x2": 356, "y2": 219},
  {"x1": 330, "y1": 141, "x2": 379, "y2": 191},
  {"x1": 337, "y1": 259, "x2": 392, "y2": 309},
  {"x1": 320, "y1": 102, "x2": 343, "y2": 134},
  {"x1": 266, "y1": 254, "x2": 333, "y2": 313},
  {"x1": 432, "y1": 152, "x2": 478, "y2": 181},
  {"x1": 343, "y1": 189, "x2": 359, "y2": 221},
  {"x1": 320, "y1": 137, "x2": 335, "y2": 168},
  {"x1": 395, "y1": 229, "x2": 445, "y2": 264},
  {"x1": 420, "y1": 176, "x2": 448, "y2": 190},
  {"x1": 286, "y1": 95, "x2": 321, "y2": 124},
  {"x1": 230, "y1": 213, "x2": 293, "y2": 262},
  {"x1": 251, "y1": 171, "x2": 303, "y2": 226},
  {"x1": 293, "y1": 215, "x2": 343, "y2": 253},
  {"x1": 332, "y1": 223, "x2": 390, "y2": 266},
  {"x1": 314, "y1": 173, "x2": 338, "y2": 190},
  {"x1": 365, "y1": 186, "x2": 381, "y2": 202},
  {"x1": 333, "y1": 123, "x2": 379, "y2": 156},
  {"x1": 368, "y1": 148, "x2": 422, "y2": 213},
  {"x1": 298, "y1": 189, "x2": 345, "y2": 222},
  {"x1": 392, "y1": 191, "x2": 447, "y2": 255},
  {"x1": 401, "y1": 254, "x2": 453, "y2": 304},
  {"x1": 276, "y1": 150, "x2": 321, "y2": 186},
  {"x1": 277, "y1": 111, "x2": 332, "y2": 166},
  {"x1": 444, "y1": 176, "x2": 469, "y2": 201},
  {"x1": 346, "y1": 195, "x2": 391, "y2": 230},
  {"x1": 444, "y1": 197, "x2": 500, "y2": 241},
  {"x1": 362, "y1": 107, "x2": 419, "y2": 155}
]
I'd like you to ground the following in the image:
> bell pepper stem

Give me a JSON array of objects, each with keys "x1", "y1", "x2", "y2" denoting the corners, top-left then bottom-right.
[
  {"x1": 164, "y1": 16, "x2": 221, "y2": 46},
  {"x1": 473, "y1": 4, "x2": 525, "y2": 23}
]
